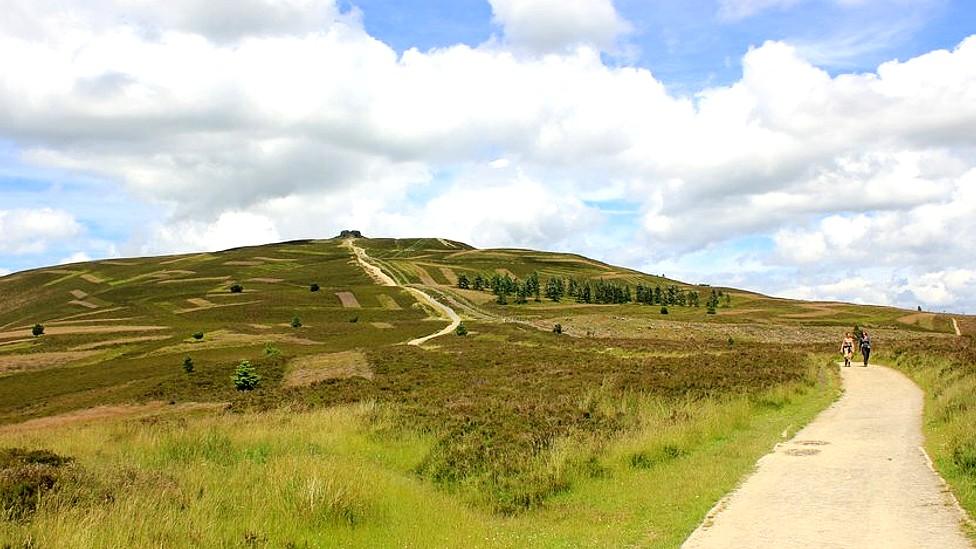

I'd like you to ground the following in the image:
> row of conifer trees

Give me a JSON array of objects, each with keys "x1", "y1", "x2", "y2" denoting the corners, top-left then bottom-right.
[{"x1": 456, "y1": 271, "x2": 731, "y2": 311}]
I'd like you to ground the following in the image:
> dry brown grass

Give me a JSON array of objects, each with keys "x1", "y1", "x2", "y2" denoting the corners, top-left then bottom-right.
[
  {"x1": 157, "y1": 276, "x2": 231, "y2": 285},
  {"x1": 159, "y1": 253, "x2": 213, "y2": 265},
  {"x1": 70, "y1": 335, "x2": 173, "y2": 351},
  {"x1": 897, "y1": 312, "x2": 936, "y2": 328},
  {"x1": 247, "y1": 277, "x2": 284, "y2": 283},
  {"x1": 0, "y1": 324, "x2": 167, "y2": 341},
  {"x1": 283, "y1": 350, "x2": 372, "y2": 387},
  {"x1": 175, "y1": 300, "x2": 262, "y2": 314},
  {"x1": 252, "y1": 256, "x2": 298, "y2": 263},
  {"x1": 412, "y1": 264, "x2": 439, "y2": 286},
  {"x1": 49, "y1": 306, "x2": 128, "y2": 322},
  {"x1": 454, "y1": 288, "x2": 497, "y2": 305},
  {"x1": 223, "y1": 260, "x2": 264, "y2": 266},
  {"x1": 376, "y1": 295, "x2": 402, "y2": 310},
  {"x1": 69, "y1": 289, "x2": 88, "y2": 299},
  {"x1": 0, "y1": 350, "x2": 102, "y2": 376},
  {"x1": 779, "y1": 304, "x2": 842, "y2": 319},
  {"x1": 370, "y1": 322, "x2": 394, "y2": 329},
  {"x1": 68, "y1": 300, "x2": 101, "y2": 309},
  {"x1": 336, "y1": 291, "x2": 361, "y2": 309},
  {"x1": 80, "y1": 273, "x2": 107, "y2": 284},
  {"x1": 439, "y1": 267, "x2": 459, "y2": 285},
  {"x1": 0, "y1": 401, "x2": 224, "y2": 433},
  {"x1": 142, "y1": 330, "x2": 318, "y2": 357}
]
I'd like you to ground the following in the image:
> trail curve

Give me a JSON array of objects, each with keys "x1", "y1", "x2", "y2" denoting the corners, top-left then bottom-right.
[
  {"x1": 343, "y1": 239, "x2": 460, "y2": 346},
  {"x1": 683, "y1": 364, "x2": 973, "y2": 549}
]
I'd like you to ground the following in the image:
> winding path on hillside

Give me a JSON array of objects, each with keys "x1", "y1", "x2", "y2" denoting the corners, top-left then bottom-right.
[
  {"x1": 342, "y1": 239, "x2": 460, "y2": 346},
  {"x1": 953, "y1": 317, "x2": 962, "y2": 336},
  {"x1": 683, "y1": 364, "x2": 973, "y2": 549}
]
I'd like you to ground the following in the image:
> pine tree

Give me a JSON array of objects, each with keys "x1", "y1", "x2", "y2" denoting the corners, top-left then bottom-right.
[{"x1": 233, "y1": 360, "x2": 260, "y2": 391}]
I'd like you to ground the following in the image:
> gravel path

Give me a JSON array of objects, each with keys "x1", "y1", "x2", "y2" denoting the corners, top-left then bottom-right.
[
  {"x1": 683, "y1": 364, "x2": 973, "y2": 549},
  {"x1": 344, "y1": 239, "x2": 460, "y2": 346}
]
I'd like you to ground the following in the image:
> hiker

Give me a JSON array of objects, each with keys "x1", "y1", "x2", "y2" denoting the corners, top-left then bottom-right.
[
  {"x1": 859, "y1": 330, "x2": 872, "y2": 367},
  {"x1": 840, "y1": 332, "x2": 855, "y2": 367}
]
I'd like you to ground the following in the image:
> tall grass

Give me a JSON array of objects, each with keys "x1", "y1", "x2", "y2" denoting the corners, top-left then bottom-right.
[
  {"x1": 882, "y1": 338, "x2": 976, "y2": 535},
  {"x1": 0, "y1": 358, "x2": 838, "y2": 547}
]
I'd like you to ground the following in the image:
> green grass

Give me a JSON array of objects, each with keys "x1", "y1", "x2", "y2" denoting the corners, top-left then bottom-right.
[
  {"x1": 880, "y1": 337, "x2": 976, "y2": 538},
  {"x1": 0, "y1": 235, "x2": 967, "y2": 546},
  {"x1": 0, "y1": 362, "x2": 837, "y2": 547}
]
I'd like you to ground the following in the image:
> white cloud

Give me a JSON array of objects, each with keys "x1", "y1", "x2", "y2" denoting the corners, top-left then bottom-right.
[
  {"x1": 488, "y1": 0, "x2": 631, "y2": 54},
  {"x1": 1, "y1": 1, "x2": 976, "y2": 310},
  {"x1": 146, "y1": 211, "x2": 282, "y2": 254},
  {"x1": 59, "y1": 251, "x2": 92, "y2": 264},
  {"x1": 717, "y1": 0, "x2": 803, "y2": 21},
  {"x1": 0, "y1": 208, "x2": 82, "y2": 253}
]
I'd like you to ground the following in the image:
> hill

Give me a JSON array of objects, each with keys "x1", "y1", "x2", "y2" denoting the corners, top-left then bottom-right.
[{"x1": 0, "y1": 235, "x2": 971, "y2": 547}]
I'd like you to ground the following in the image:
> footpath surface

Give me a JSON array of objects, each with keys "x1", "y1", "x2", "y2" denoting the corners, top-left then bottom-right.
[
  {"x1": 343, "y1": 239, "x2": 460, "y2": 346},
  {"x1": 683, "y1": 364, "x2": 973, "y2": 549}
]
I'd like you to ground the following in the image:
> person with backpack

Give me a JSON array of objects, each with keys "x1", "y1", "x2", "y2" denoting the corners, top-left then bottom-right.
[
  {"x1": 859, "y1": 330, "x2": 872, "y2": 367},
  {"x1": 840, "y1": 332, "x2": 855, "y2": 367}
]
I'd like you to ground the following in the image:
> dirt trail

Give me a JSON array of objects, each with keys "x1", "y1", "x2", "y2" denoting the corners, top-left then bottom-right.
[
  {"x1": 343, "y1": 239, "x2": 460, "y2": 345},
  {"x1": 683, "y1": 364, "x2": 973, "y2": 549},
  {"x1": 953, "y1": 317, "x2": 962, "y2": 336}
]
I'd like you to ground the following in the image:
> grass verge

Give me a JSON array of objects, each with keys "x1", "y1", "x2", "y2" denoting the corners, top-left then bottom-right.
[{"x1": 881, "y1": 337, "x2": 976, "y2": 538}]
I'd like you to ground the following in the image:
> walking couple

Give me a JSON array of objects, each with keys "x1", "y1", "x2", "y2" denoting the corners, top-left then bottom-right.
[{"x1": 841, "y1": 330, "x2": 871, "y2": 367}]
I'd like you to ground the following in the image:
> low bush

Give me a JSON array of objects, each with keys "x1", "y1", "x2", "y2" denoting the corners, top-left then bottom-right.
[
  {"x1": 310, "y1": 283, "x2": 320, "y2": 292},
  {"x1": 192, "y1": 332, "x2": 204, "y2": 341},
  {"x1": 229, "y1": 284, "x2": 244, "y2": 294},
  {"x1": 0, "y1": 448, "x2": 74, "y2": 521},
  {"x1": 182, "y1": 356, "x2": 194, "y2": 374},
  {"x1": 31, "y1": 324, "x2": 44, "y2": 337},
  {"x1": 455, "y1": 323, "x2": 468, "y2": 336}
]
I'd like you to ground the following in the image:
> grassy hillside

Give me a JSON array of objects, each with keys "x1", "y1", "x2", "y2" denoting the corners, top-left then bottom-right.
[{"x1": 0, "y1": 235, "x2": 969, "y2": 547}]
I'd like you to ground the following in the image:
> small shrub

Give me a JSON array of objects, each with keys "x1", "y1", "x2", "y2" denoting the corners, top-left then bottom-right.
[
  {"x1": 182, "y1": 356, "x2": 194, "y2": 374},
  {"x1": 192, "y1": 332, "x2": 204, "y2": 341},
  {"x1": 229, "y1": 283, "x2": 244, "y2": 294},
  {"x1": 727, "y1": 335, "x2": 735, "y2": 347},
  {"x1": 264, "y1": 344, "x2": 281, "y2": 361},
  {"x1": 455, "y1": 323, "x2": 468, "y2": 336},
  {"x1": 349, "y1": 316, "x2": 358, "y2": 324},
  {"x1": 233, "y1": 360, "x2": 260, "y2": 391},
  {"x1": 0, "y1": 448, "x2": 74, "y2": 521},
  {"x1": 310, "y1": 283, "x2": 320, "y2": 292},
  {"x1": 291, "y1": 316, "x2": 303, "y2": 328},
  {"x1": 31, "y1": 324, "x2": 44, "y2": 337},
  {"x1": 552, "y1": 323, "x2": 562, "y2": 334},
  {"x1": 660, "y1": 306, "x2": 669, "y2": 315},
  {"x1": 952, "y1": 442, "x2": 976, "y2": 474},
  {"x1": 706, "y1": 306, "x2": 716, "y2": 315}
]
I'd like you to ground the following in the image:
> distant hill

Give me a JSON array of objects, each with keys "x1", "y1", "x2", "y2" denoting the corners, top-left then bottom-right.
[{"x1": 0, "y1": 235, "x2": 961, "y2": 424}]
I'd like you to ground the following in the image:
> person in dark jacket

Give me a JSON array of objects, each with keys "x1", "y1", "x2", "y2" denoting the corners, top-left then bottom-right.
[{"x1": 859, "y1": 331, "x2": 872, "y2": 367}]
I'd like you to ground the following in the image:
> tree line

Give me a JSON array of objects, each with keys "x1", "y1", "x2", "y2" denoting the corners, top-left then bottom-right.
[{"x1": 456, "y1": 271, "x2": 731, "y2": 312}]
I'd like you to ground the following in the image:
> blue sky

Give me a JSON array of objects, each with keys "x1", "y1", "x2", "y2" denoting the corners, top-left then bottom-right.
[{"x1": 1, "y1": 0, "x2": 976, "y2": 312}]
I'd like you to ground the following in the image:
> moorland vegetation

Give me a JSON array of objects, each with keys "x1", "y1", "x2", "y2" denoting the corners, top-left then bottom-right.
[{"x1": 0, "y1": 236, "x2": 969, "y2": 547}]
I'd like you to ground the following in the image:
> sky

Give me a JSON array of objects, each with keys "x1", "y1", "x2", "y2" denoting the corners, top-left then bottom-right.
[{"x1": 1, "y1": 0, "x2": 975, "y2": 312}]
